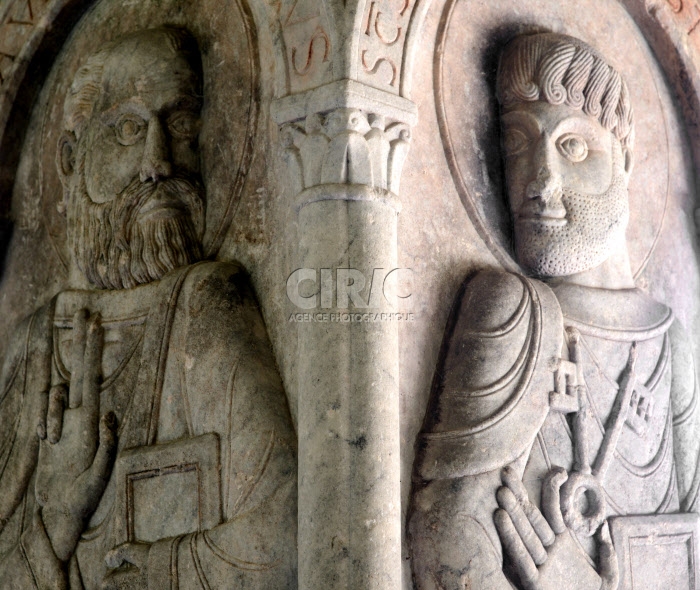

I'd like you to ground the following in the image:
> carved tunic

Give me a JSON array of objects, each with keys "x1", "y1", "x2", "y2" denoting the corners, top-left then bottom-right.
[
  {"x1": 526, "y1": 312, "x2": 680, "y2": 520},
  {"x1": 0, "y1": 262, "x2": 298, "y2": 589},
  {"x1": 409, "y1": 270, "x2": 700, "y2": 589}
]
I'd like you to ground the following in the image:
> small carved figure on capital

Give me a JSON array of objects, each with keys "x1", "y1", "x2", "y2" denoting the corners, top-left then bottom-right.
[
  {"x1": 409, "y1": 32, "x2": 700, "y2": 590},
  {"x1": 0, "y1": 27, "x2": 297, "y2": 590}
]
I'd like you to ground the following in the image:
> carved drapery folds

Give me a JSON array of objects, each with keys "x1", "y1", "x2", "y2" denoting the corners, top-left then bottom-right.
[
  {"x1": 409, "y1": 25, "x2": 700, "y2": 590},
  {"x1": 8, "y1": 1, "x2": 700, "y2": 589}
]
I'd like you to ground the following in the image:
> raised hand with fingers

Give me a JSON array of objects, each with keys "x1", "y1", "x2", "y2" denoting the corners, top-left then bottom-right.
[
  {"x1": 34, "y1": 309, "x2": 118, "y2": 562},
  {"x1": 494, "y1": 466, "x2": 619, "y2": 590}
]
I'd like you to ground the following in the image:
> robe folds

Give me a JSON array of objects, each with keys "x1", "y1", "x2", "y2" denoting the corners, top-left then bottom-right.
[
  {"x1": 410, "y1": 270, "x2": 700, "y2": 590},
  {"x1": 0, "y1": 261, "x2": 297, "y2": 590}
]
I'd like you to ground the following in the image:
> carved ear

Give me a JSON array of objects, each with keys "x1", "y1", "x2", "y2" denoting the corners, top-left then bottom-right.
[
  {"x1": 622, "y1": 146, "x2": 634, "y2": 182},
  {"x1": 56, "y1": 131, "x2": 76, "y2": 215},
  {"x1": 57, "y1": 131, "x2": 76, "y2": 182}
]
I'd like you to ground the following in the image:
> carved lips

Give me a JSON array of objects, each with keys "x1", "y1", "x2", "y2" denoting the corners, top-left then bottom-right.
[
  {"x1": 137, "y1": 192, "x2": 189, "y2": 221},
  {"x1": 516, "y1": 200, "x2": 568, "y2": 228}
]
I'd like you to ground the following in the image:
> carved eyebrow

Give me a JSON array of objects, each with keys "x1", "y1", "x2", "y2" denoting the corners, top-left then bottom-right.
[
  {"x1": 500, "y1": 110, "x2": 540, "y2": 135},
  {"x1": 100, "y1": 100, "x2": 150, "y2": 124},
  {"x1": 99, "y1": 95, "x2": 201, "y2": 125}
]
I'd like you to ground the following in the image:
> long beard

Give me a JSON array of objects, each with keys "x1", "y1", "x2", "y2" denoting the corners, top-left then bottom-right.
[
  {"x1": 67, "y1": 169, "x2": 205, "y2": 290},
  {"x1": 514, "y1": 159, "x2": 629, "y2": 278}
]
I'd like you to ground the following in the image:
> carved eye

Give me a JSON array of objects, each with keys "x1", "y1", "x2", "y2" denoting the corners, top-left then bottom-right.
[
  {"x1": 557, "y1": 133, "x2": 588, "y2": 162},
  {"x1": 114, "y1": 114, "x2": 146, "y2": 145},
  {"x1": 168, "y1": 112, "x2": 200, "y2": 139},
  {"x1": 503, "y1": 129, "x2": 529, "y2": 156}
]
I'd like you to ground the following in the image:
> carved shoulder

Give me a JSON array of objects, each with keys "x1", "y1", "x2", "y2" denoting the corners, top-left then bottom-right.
[
  {"x1": 173, "y1": 262, "x2": 278, "y2": 386},
  {"x1": 181, "y1": 260, "x2": 250, "y2": 302},
  {"x1": 416, "y1": 269, "x2": 561, "y2": 480},
  {"x1": 177, "y1": 261, "x2": 264, "y2": 327},
  {"x1": 457, "y1": 270, "x2": 528, "y2": 335},
  {"x1": 439, "y1": 269, "x2": 532, "y2": 396}
]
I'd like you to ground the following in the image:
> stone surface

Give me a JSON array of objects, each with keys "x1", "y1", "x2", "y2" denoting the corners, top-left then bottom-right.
[
  {"x1": 0, "y1": 1, "x2": 700, "y2": 589},
  {"x1": 0, "y1": 25, "x2": 296, "y2": 589},
  {"x1": 409, "y1": 31, "x2": 700, "y2": 590}
]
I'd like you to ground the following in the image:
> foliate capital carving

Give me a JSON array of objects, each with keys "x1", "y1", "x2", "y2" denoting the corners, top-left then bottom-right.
[{"x1": 272, "y1": 80, "x2": 417, "y2": 198}]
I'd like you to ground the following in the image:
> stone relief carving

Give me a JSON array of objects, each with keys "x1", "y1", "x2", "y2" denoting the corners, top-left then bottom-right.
[
  {"x1": 280, "y1": 108, "x2": 411, "y2": 194},
  {"x1": 357, "y1": 0, "x2": 431, "y2": 96},
  {"x1": 434, "y1": 0, "x2": 684, "y2": 285},
  {"x1": 278, "y1": 0, "x2": 334, "y2": 92},
  {"x1": 0, "y1": 26, "x2": 297, "y2": 590},
  {"x1": 409, "y1": 32, "x2": 700, "y2": 590},
  {"x1": 3, "y1": 2, "x2": 700, "y2": 589}
]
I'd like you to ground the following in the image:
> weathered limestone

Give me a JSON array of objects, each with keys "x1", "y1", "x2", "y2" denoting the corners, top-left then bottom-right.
[
  {"x1": 272, "y1": 5, "x2": 424, "y2": 586},
  {"x1": 0, "y1": 26, "x2": 297, "y2": 590},
  {"x1": 274, "y1": 86, "x2": 415, "y2": 589},
  {"x1": 409, "y1": 32, "x2": 700, "y2": 590},
  {"x1": 2, "y1": 1, "x2": 700, "y2": 589}
]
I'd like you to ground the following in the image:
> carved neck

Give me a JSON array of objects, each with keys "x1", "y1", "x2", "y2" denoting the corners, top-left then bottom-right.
[
  {"x1": 546, "y1": 238, "x2": 636, "y2": 290},
  {"x1": 68, "y1": 263, "x2": 93, "y2": 291}
]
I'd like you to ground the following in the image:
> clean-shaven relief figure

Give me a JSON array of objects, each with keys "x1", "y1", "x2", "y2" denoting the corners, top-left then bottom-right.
[
  {"x1": 0, "y1": 27, "x2": 297, "y2": 590},
  {"x1": 409, "y1": 33, "x2": 700, "y2": 590}
]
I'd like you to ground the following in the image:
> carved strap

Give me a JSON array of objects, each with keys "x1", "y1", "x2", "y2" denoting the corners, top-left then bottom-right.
[{"x1": 121, "y1": 264, "x2": 202, "y2": 451}]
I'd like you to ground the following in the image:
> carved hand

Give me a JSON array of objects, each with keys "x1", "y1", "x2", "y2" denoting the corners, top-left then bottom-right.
[
  {"x1": 102, "y1": 542, "x2": 149, "y2": 590},
  {"x1": 34, "y1": 310, "x2": 118, "y2": 562},
  {"x1": 494, "y1": 466, "x2": 619, "y2": 590}
]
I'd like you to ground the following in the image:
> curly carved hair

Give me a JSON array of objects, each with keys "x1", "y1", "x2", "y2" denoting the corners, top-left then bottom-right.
[{"x1": 496, "y1": 33, "x2": 634, "y2": 151}]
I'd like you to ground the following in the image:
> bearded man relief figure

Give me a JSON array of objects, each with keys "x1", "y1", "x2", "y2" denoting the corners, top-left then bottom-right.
[
  {"x1": 409, "y1": 33, "x2": 700, "y2": 590},
  {"x1": 0, "y1": 27, "x2": 297, "y2": 589}
]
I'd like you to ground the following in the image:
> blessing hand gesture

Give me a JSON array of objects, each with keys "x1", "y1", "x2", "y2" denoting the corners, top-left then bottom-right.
[{"x1": 35, "y1": 309, "x2": 118, "y2": 562}]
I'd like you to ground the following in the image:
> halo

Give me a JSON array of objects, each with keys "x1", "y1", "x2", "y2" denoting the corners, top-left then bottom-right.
[
  {"x1": 34, "y1": 0, "x2": 259, "y2": 270},
  {"x1": 435, "y1": 0, "x2": 675, "y2": 278}
]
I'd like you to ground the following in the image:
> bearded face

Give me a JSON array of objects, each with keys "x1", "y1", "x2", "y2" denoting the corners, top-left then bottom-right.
[
  {"x1": 60, "y1": 30, "x2": 206, "y2": 290},
  {"x1": 501, "y1": 100, "x2": 631, "y2": 278},
  {"x1": 67, "y1": 147, "x2": 205, "y2": 290},
  {"x1": 513, "y1": 151, "x2": 629, "y2": 277}
]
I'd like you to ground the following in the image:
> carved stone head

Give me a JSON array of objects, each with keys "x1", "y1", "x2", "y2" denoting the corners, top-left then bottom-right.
[
  {"x1": 57, "y1": 27, "x2": 206, "y2": 290},
  {"x1": 496, "y1": 33, "x2": 635, "y2": 278}
]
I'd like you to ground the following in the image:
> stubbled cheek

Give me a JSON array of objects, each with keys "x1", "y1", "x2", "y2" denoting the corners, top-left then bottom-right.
[
  {"x1": 561, "y1": 152, "x2": 612, "y2": 193},
  {"x1": 514, "y1": 167, "x2": 628, "y2": 277}
]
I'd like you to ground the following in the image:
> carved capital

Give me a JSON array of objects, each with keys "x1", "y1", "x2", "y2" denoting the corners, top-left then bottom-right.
[{"x1": 272, "y1": 79, "x2": 416, "y2": 196}]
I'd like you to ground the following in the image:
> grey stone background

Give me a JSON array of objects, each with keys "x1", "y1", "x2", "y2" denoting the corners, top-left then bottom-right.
[{"x1": 1, "y1": 0, "x2": 700, "y2": 587}]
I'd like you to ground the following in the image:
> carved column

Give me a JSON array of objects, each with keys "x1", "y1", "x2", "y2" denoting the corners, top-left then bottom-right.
[{"x1": 273, "y1": 81, "x2": 416, "y2": 589}]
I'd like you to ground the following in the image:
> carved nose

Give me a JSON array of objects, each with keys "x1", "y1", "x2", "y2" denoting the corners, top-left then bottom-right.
[
  {"x1": 140, "y1": 118, "x2": 172, "y2": 183},
  {"x1": 526, "y1": 165, "x2": 562, "y2": 204}
]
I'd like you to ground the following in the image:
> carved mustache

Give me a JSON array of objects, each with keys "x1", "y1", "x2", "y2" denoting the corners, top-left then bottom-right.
[{"x1": 113, "y1": 174, "x2": 206, "y2": 249}]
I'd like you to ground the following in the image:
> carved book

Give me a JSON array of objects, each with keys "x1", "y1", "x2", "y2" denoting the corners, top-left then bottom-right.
[{"x1": 113, "y1": 433, "x2": 222, "y2": 545}]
